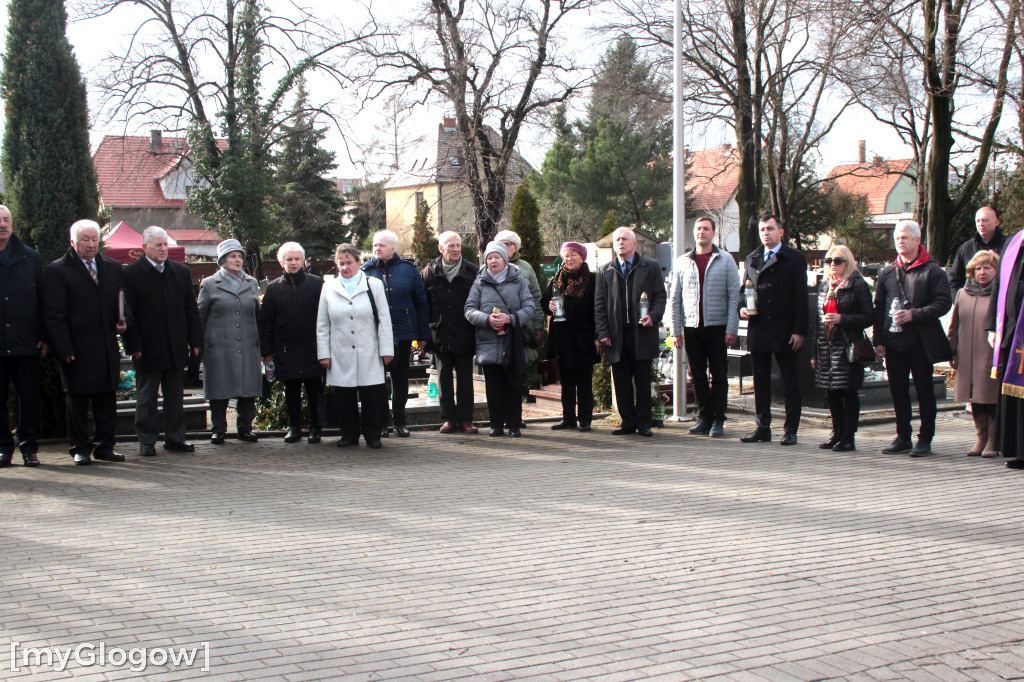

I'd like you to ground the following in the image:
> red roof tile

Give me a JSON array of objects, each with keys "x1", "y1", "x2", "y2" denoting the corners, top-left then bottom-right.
[
  {"x1": 826, "y1": 158, "x2": 914, "y2": 215},
  {"x1": 685, "y1": 146, "x2": 740, "y2": 212},
  {"x1": 167, "y1": 229, "x2": 220, "y2": 243}
]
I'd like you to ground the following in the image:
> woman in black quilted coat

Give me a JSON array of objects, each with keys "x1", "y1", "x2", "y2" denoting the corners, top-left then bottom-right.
[{"x1": 812, "y1": 244, "x2": 873, "y2": 452}]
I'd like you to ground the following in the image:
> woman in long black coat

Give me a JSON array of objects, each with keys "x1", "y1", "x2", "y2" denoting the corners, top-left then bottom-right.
[
  {"x1": 260, "y1": 242, "x2": 326, "y2": 444},
  {"x1": 811, "y1": 244, "x2": 873, "y2": 452},
  {"x1": 541, "y1": 242, "x2": 599, "y2": 432}
]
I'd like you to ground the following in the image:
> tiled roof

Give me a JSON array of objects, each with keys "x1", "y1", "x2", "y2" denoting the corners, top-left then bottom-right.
[
  {"x1": 685, "y1": 146, "x2": 740, "y2": 212},
  {"x1": 826, "y1": 158, "x2": 914, "y2": 215},
  {"x1": 167, "y1": 229, "x2": 220, "y2": 243}
]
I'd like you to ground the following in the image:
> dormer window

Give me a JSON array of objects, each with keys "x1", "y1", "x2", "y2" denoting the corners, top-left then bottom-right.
[{"x1": 450, "y1": 156, "x2": 461, "y2": 167}]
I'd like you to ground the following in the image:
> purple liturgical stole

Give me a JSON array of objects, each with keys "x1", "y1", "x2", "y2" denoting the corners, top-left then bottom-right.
[{"x1": 994, "y1": 231, "x2": 1024, "y2": 398}]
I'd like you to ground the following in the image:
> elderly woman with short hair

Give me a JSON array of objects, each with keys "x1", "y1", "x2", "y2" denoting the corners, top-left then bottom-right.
[
  {"x1": 198, "y1": 239, "x2": 263, "y2": 444},
  {"x1": 260, "y1": 242, "x2": 326, "y2": 444},
  {"x1": 811, "y1": 244, "x2": 873, "y2": 452},
  {"x1": 318, "y1": 243, "x2": 394, "y2": 449},
  {"x1": 947, "y1": 249, "x2": 1001, "y2": 456}
]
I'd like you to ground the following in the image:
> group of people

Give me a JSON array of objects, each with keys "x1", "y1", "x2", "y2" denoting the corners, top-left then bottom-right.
[{"x1": 2, "y1": 204, "x2": 1023, "y2": 470}]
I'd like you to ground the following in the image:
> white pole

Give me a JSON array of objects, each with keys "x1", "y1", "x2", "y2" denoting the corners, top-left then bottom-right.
[{"x1": 671, "y1": 0, "x2": 688, "y2": 420}]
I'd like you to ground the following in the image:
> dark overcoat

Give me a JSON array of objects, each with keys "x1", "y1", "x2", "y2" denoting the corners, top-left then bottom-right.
[
  {"x1": 422, "y1": 256, "x2": 478, "y2": 356},
  {"x1": 361, "y1": 254, "x2": 430, "y2": 342},
  {"x1": 812, "y1": 272, "x2": 873, "y2": 390},
  {"x1": 594, "y1": 255, "x2": 667, "y2": 364},
  {"x1": 541, "y1": 266, "x2": 599, "y2": 370},
  {"x1": 122, "y1": 256, "x2": 202, "y2": 370},
  {"x1": 742, "y1": 244, "x2": 809, "y2": 353},
  {"x1": 43, "y1": 249, "x2": 123, "y2": 394},
  {"x1": 259, "y1": 269, "x2": 325, "y2": 381},
  {"x1": 0, "y1": 234, "x2": 45, "y2": 356}
]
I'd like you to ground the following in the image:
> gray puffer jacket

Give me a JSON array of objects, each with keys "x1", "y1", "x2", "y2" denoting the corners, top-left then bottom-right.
[
  {"x1": 669, "y1": 246, "x2": 741, "y2": 335},
  {"x1": 465, "y1": 265, "x2": 536, "y2": 367}
]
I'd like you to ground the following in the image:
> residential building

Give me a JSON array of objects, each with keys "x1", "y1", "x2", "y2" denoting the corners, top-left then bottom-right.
[{"x1": 683, "y1": 145, "x2": 741, "y2": 253}]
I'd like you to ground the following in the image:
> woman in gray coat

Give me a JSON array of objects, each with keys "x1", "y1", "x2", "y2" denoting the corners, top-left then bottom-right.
[
  {"x1": 198, "y1": 239, "x2": 263, "y2": 444},
  {"x1": 465, "y1": 242, "x2": 536, "y2": 438}
]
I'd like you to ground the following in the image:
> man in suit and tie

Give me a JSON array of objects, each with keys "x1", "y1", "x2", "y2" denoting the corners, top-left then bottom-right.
[
  {"x1": 123, "y1": 226, "x2": 203, "y2": 456},
  {"x1": 43, "y1": 220, "x2": 127, "y2": 465},
  {"x1": 739, "y1": 214, "x2": 809, "y2": 445}
]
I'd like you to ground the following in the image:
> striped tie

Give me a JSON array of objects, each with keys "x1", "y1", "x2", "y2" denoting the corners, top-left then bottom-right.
[{"x1": 87, "y1": 260, "x2": 98, "y2": 284}]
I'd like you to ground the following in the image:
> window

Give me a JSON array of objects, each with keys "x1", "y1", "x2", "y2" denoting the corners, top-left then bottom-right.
[{"x1": 415, "y1": 191, "x2": 424, "y2": 209}]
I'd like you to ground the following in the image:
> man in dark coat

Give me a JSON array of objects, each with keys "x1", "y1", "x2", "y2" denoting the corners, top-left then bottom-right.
[
  {"x1": 595, "y1": 227, "x2": 667, "y2": 437},
  {"x1": 0, "y1": 206, "x2": 45, "y2": 467},
  {"x1": 423, "y1": 231, "x2": 479, "y2": 434},
  {"x1": 739, "y1": 214, "x2": 809, "y2": 445},
  {"x1": 361, "y1": 229, "x2": 429, "y2": 438},
  {"x1": 873, "y1": 220, "x2": 952, "y2": 456},
  {"x1": 948, "y1": 206, "x2": 1007, "y2": 295},
  {"x1": 43, "y1": 220, "x2": 127, "y2": 465},
  {"x1": 123, "y1": 226, "x2": 202, "y2": 456},
  {"x1": 260, "y1": 242, "x2": 326, "y2": 444}
]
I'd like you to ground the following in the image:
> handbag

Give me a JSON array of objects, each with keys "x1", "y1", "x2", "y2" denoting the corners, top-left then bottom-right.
[
  {"x1": 918, "y1": 321, "x2": 954, "y2": 364},
  {"x1": 847, "y1": 337, "x2": 875, "y2": 364},
  {"x1": 493, "y1": 286, "x2": 538, "y2": 349}
]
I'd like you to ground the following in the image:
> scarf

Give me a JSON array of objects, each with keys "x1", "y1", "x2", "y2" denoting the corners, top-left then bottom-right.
[
  {"x1": 963, "y1": 278, "x2": 994, "y2": 298},
  {"x1": 222, "y1": 268, "x2": 247, "y2": 293},
  {"x1": 341, "y1": 271, "x2": 363, "y2": 296},
  {"x1": 442, "y1": 257, "x2": 462, "y2": 283},
  {"x1": 489, "y1": 265, "x2": 508, "y2": 284},
  {"x1": 994, "y1": 230, "x2": 1024, "y2": 387},
  {"x1": 550, "y1": 262, "x2": 591, "y2": 299},
  {"x1": 895, "y1": 245, "x2": 931, "y2": 271}
]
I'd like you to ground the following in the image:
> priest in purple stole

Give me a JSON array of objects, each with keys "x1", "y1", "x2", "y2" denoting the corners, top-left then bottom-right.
[{"x1": 988, "y1": 226, "x2": 1024, "y2": 468}]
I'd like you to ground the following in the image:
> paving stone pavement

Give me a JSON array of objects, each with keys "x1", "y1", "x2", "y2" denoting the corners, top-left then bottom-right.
[{"x1": 2, "y1": 411, "x2": 1024, "y2": 681}]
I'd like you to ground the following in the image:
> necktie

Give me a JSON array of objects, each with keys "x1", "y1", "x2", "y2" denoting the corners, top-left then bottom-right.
[
  {"x1": 763, "y1": 251, "x2": 772, "y2": 267},
  {"x1": 87, "y1": 260, "x2": 98, "y2": 284},
  {"x1": 621, "y1": 260, "x2": 630, "y2": 278}
]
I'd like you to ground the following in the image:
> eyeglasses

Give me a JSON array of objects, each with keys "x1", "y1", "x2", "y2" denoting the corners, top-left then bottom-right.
[{"x1": 824, "y1": 257, "x2": 846, "y2": 266}]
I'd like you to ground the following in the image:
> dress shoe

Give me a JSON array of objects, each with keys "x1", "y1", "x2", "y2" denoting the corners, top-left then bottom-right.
[
  {"x1": 688, "y1": 419, "x2": 711, "y2": 435},
  {"x1": 284, "y1": 428, "x2": 302, "y2": 444},
  {"x1": 164, "y1": 441, "x2": 195, "y2": 453},
  {"x1": 94, "y1": 451, "x2": 126, "y2": 462},
  {"x1": 336, "y1": 438, "x2": 356, "y2": 448},
  {"x1": 578, "y1": 424, "x2": 592, "y2": 433},
  {"x1": 612, "y1": 426, "x2": 636, "y2": 435},
  {"x1": 709, "y1": 420, "x2": 725, "y2": 438},
  {"x1": 308, "y1": 427, "x2": 322, "y2": 444},
  {"x1": 394, "y1": 424, "x2": 411, "y2": 438},
  {"x1": 366, "y1": 440, "x2": 382, "y2": 449},
  {"x1": 489, "y1": 428, "x2": 504, "y2": 437},
  {"x1": 210, "y1": 432, "x2": 225, "y2": 445},
  {"x1": 551, "y1": 420, "x2": 577, "y2": 430},
  {"x1": 508, "y1": 427, "x2": 522, "y2": 438},
  {"x1": 22, "y1": 452, "x2": 40, "y2": 467},
  {"x1": 882, "y1": 436, "x2": 913, "y2": 454},
  {"x1": 1006, "y1": 459, "x2": 1024, "y2": 469},
  {"x1": 73, "y1": 453, "x2": 91, "y2": 466},
  {"x1": 819, "y1": 433, "x2": 841, "y2": 449},
  {"x1": 237, "y1": 432, "x2": 259, "y2": 443},
  {"x1": 141, "y1": 444, "x2": 157, "y2": 456},
  {"x1": 740, "y1": 428, "x2": 771, "y2": 443},
  {"x1": 461, "y1": 421, "x2": 479, "y2": 434},
  {"x1": 519, "y1": 420, "x2": 527, "y2": 429},
  {"x1": 910, "y1": 439, "x2": 931, "y2": 457},
  {"x1": 0, "y1": 451, "x2": 12, "y2": 467},
  {"x1": 380, "y1": 428, "x2": 390, "y2": 438},
  {"x1": 638, "y1": 427, "x2": 654, "y2": 437},
  {"x1": 780, "y1": 433, "x2": 798, "y2": 446},
  {"x1": 439, "y1": 421, "x2": 456, "y2": 434},
  {"x1": 832, "y1": 437, "x2": 856, "y2": 452}
]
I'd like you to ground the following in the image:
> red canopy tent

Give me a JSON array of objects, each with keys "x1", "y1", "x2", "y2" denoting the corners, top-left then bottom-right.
[{"x1": 102, "y1": 221, "x2": 186, "y2": 264}]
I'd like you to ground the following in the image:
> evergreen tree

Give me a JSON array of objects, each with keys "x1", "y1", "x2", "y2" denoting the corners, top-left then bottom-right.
[
  {"x1": 510, "y1": 180, "x2": 546, "y2": 287},
  {"x1": 411, "y1": 200, "x2": 437, "y2": 267},
  {"x1": 599, "y1": 210, "x2": 618, "y2": 238},
  {"x1": 1, "y1": 0, "x2": 99, "y2": 438},
  {"x1": 345, "y1": 180, "x2": 387, "y2": 247},
  {"x1": 274, "y1": 79, "x2": 346, "y2": 260}
]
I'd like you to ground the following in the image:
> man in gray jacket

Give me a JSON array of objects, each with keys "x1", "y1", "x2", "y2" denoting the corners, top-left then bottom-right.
[{"x1": 669, "y1": 216, "x2": 740, "y2": 438}]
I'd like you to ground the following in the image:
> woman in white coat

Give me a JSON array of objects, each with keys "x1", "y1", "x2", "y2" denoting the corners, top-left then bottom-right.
[{"x1": 317, "y1": 243, "x2": 393, "y2": 448}]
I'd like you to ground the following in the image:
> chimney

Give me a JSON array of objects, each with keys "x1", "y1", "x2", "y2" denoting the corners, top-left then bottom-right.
[
  {"x1": 151, "y1": 130, "x2": 163, "y2": 152},
  {"x1": 721, "y1": 143, "x2": 732, "y2": 150},
  {"x1": 858, "y1": 140, "x2": 866, "y2": 164}
]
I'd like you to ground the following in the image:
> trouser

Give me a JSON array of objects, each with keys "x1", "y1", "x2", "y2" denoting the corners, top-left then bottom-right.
[
  {"x1": 284, "y1": 377, "x2": 323, "y2": 430},
  {"x1": 827, "y1": 388, "x2": 860, "y2": 438},
  {"x1": 209, "y1": 397, "x2": 256, "y2": 435},
  {"x1": 558, "y1": 365, "x2": 594, "y2": 426},
  {"x1": 610, "y1": 329, "x2": 653, "y2": 430},
  {"x1": 885, "y1": 348, "x2": 937, "y2": 441},
  {"x1": 683, "y1": 325, "x2": 729, "y2": 423},
  {"x1": 436, "y1": 351, "x2": 475, "y2": 423},
  {"x1": 135, "y1": 367, "x2": 186, "y2": 446},
  {"x1": 751, "y1": 350, "x2": 801, "y2": 433},
  {"x1": 336, "y1": 384, "x2": 385, "y2": 443},
  {"x1": 482, "y1": 365, "x2": 524, "y2": 430},
  {"x1": 0, "y1": 356, "x2": 40, "y2": 455},
  {"x1": 382, "y1": 340, "x2": 412, "y2": 426},
  {"x1": 67, "y1": 391, "x2": 117, "y2": 456}
]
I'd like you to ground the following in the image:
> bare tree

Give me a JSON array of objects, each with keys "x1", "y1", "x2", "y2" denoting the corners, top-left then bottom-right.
[{"x1": 357, "y1": 0, "x2": 595, "y2": 249}]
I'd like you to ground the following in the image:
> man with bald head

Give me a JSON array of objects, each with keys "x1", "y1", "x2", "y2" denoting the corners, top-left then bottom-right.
[
  {"x1": 0, "y1": 205, "x2": 46, "y2": 467},
  {"x1": 43, "y1": 220, "x2": 127, "y2": 465},
  {"x1": 949, "y1": 207, "x2": 1007, "y2": 294}
]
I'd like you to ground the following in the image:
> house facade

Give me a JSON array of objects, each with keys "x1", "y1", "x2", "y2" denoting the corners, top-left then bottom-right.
[
  {"x1": 826, "y1": 150, "x2": 917, "y2": 232},
  {"x1": 683, "y1": 145, "x2": 742, "y2": 253}
]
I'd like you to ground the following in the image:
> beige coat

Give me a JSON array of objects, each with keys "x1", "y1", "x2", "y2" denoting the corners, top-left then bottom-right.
[
  {"x1": 947, "y1": 287, "x2": 999, "y2": 404},
  {"x1": 316, "y1": 274, "x2": 393, "y2": 388}
]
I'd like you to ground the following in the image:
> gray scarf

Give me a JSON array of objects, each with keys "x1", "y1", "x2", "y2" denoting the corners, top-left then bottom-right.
[{"x1": 442, "y1": 257, "x2": 462, "y2": 283}]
